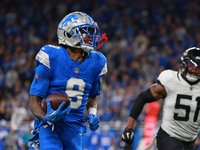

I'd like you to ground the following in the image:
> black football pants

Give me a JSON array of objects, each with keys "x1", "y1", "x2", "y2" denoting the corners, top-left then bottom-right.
[{"x1": 157, "y1": 127, "x2": 195, "y2": 150}]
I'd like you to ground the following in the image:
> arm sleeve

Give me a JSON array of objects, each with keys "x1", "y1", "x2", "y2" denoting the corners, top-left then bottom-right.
[{"x1": 129, "y1": 88, "x2": 156, "y2": 119}]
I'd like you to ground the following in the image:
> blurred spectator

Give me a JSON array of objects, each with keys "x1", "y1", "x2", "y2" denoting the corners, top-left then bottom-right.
[
  {"x1": 98, "y1": 124, "x2": 116, "y2": 150},
  {"x1": 0, "y1": 98, "x2": 6, "y2": 120},
  {"x1": 0, "y1": 70, "x2": 6, "y2": 89},
  {"x1": 4, "y1": 129, "x2": 18, "y2": 150},
  {"x1": 1, "y1": 0, "x2": 200, "y2": 149},
  {"x1": 85, "y1": 130, "x2": 101, "y2": 150},
  {"x1": 5, "y1": 67, "x2": 19, "y2": 89},
  {"x1": 10, "y1": 98, "x2": 28, "y2": 131},
  {"x1": 133, "y1": 30, "x2": 149, "y2": 57},
  {"x1": 0, "y1": 119, "x2": 9, "y2": 150},
  {"x1": 111, "y1": 84, "x2": 124, "y2": 105},
  {"x1": 21, "y1": 121, "x2": 34, "y2": 150}
]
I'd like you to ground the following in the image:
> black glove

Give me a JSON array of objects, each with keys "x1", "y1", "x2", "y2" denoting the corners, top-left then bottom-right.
[{"x1": 122, "y1": 128, "x2": 134, "y2": 145}]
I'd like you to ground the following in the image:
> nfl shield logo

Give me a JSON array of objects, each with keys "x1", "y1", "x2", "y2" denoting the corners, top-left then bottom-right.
[{"x1": 75, "y1": 68, "x2": 79, "y2": 74}]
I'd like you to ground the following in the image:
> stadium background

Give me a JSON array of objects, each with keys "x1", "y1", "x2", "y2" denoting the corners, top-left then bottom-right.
[{"x1": 0, "y1": 0, "x2": 200, "y2": 149}]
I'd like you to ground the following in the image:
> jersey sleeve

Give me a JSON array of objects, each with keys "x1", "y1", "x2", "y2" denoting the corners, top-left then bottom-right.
[
  {"x1": 88, "y1": 52, "x2": 107, "y2": 97},
  {"x1": 96, "y1": 52, "x2": 107, "y2": 79},
  {"x1": 98, "y1": 62, "x2": 107, "y2": 79},
  {"x1": 89, "y1": 79, "x2": 101, "y2": 97},
  {"x1": 35, "y1": 45, "x2": 56, "y2": 68},
  {"x1": 29, "y1": 45, "x2": 53, "y2": 98},
  {"x1": 29, "y1": 64, "x2": 51, "y2": 98},
  {"x1": 157, "y1": 69, "x2": 175, "y2": 94}
]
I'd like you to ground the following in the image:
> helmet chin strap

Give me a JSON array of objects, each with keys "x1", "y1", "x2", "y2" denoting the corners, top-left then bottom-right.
[
  {"x1": 81, "y1": 45, "x2": 94, "y2": 52},
  {"x1": 79, "y1": 36, "x2": 94, "y2": 52},
  {"x1": 186, "y1": 73, "x2": 199, "y2": 82}
]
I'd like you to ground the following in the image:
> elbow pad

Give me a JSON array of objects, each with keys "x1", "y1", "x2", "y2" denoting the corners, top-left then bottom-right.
[{"x1": 129, "y1": 88, "x2": 156, "y2": 119}]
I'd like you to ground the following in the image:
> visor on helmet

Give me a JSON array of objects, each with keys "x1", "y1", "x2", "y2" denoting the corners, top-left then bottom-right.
[{"x1": 185, "y1": 58, "x2": 200, "y2": 70}]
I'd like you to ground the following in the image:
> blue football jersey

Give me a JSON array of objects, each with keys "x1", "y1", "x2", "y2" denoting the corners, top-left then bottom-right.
[{"x1": 29, "y1": 45, "x2": 107, "y2": 133}]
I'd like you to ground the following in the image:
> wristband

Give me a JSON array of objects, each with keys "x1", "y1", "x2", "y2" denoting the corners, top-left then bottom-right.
[{"x1": 88, "y1": 107, "x2": 97, "y2": 115}]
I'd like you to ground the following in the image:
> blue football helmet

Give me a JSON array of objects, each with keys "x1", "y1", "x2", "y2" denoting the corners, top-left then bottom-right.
[{"x1": 57, "y1": 11, "x2": 101, "y2": 52}]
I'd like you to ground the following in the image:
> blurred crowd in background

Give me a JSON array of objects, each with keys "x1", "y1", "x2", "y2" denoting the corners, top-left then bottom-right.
[{"x1": 1, "y1": 0, "x2": 200, "y2": 149}]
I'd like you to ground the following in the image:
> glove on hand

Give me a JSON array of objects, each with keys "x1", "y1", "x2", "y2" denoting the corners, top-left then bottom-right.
[
  {"x1": 87, "y1": 114, "x2": 100, "y2": 131},
  {"x1": 44, "y1": 100, "x2": 71, "y2": 125},
  {"x1": 122, "y1": 128, "x2": 134, "y2": 145}
]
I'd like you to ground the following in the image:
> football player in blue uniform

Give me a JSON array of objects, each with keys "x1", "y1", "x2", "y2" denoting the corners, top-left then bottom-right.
[{"x1": 28, "y1": 11, "x2": 108, "y2": 150}]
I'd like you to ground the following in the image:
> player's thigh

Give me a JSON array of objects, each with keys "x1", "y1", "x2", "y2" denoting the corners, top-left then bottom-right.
[
  {"x1": 39, "y1": 124, "x2": 63, "y2": 150},
  {"x1": 61, "y1": 129, "x2": 82, "y2": 150},
  {"x1": 157, "y1": 128, "x2": 185, "y2": 150},
  {"x1": 182, "y1": 140, "x2": 195, "y2": 150}
]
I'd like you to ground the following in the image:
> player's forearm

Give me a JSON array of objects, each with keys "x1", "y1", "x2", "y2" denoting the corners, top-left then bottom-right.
[
  {"x1": 29, "y1": 95, "x2": 46, "y2": 121},
  {"x1": 125, "y1": 117, "x2": 136, "y2": 129},
  {"x1": 87, "y1": 96, "x2": 98, "y2": 115},
  {"x1": 87, "y1": 96, "x2": 98, "y2": 110}
]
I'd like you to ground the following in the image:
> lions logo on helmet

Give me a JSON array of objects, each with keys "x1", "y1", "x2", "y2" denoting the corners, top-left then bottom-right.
[
  {"x1": 57, "y1": 11, "x2": 101, "y2": 52},
  {"x1": 180, "y1": 47, "x2": 200, "y2": 82}
]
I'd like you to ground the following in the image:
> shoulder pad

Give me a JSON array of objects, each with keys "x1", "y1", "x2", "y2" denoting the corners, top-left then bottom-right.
[
  {"x1": 35, "y1": 45, "x2": 61, "y2": 69},
  {"x1": 90, "y1": 51, "x2": 107, "y2": 77},
  {"x1": 157, "y1": 69, "x2": 176, "y2": 85}
]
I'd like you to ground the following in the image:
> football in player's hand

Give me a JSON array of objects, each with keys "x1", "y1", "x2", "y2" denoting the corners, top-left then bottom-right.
[{"x1": 41, "y1": 93, "x2": 70, "y2": 113}]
